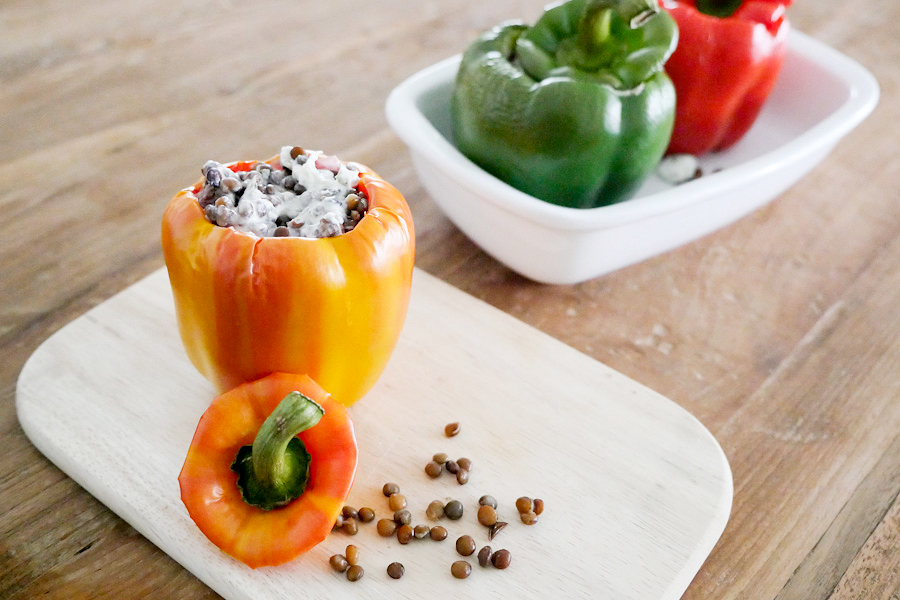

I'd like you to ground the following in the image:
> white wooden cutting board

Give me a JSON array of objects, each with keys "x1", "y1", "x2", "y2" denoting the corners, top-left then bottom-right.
[{"x1": 16, "y1": 267, "x2": 731, "y2": 600}]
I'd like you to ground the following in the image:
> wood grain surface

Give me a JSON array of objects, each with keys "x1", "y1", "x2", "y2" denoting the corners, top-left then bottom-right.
[{"x1": 2, "y1": 0, "x2": 899, "y2": 598}]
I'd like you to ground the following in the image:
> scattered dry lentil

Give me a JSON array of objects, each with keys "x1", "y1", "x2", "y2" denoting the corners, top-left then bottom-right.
[
  {"x1": 445, "y1": 422, "x2": 461, "y2": 437},
  {"x1": 414, "y1": 524, "x2": 431, "y2": 539},
  {"x1": 345, "y1": 544, "x2": 360, "y2": 565},
  {"x1": 358, "y1": 506, "x2": 376, "y2": 522},
  {"x1": 430, "y1": 525, "x2": 448, "y2": 541},
  {"x1": 425, "y1": 460, "x2": 443, "y2": 478},
  {"x1": 444, "y1": 500, "x2": 464, "y2": 520},
  {"x1": 329, "y1": 554, "x2": 349, "y2": 573},
  {"x1": 456, "y1": 469, "x2": 469, "y2": 485},
  {"x1": 457, "y1": 457, "x2": 472, "y2": 471},
  {"x1": 456, "y1": 535, "x2": 476, "y2": 556},
  {"x1": 376, "y1": 518, "x2": 397, "y2": 537},
  {"x1": 445, "y1": 460, "x2": 459, "y2": 474},
  {"x1": 477, "y1": 546, "x2": 492, "y2": 567},
  {"x1": 397, "y1": 524, "x2": 414, "y2": 544},
  {"x1": 533, "y1": 498, "x2": 544, "y2": 515},
  {"x1": 346, "y1": 564, "x2": 365, "y2": 582},
  {"x1": 426, "y1": 500, "x2": 445, "y2": 520},
  {"x1": 489, "y1": 521, "x2": 508, "y2": 540},
  {"x1": 341, "y1": 506, "x2": 358, "y2": 520},
  {"x1": 491, "y1": 549, "x2": 511, "y2": 570},
  {"x1": 433, "y1": 452, "x2": 448, "y2": 464},
  {"x1": 394, "y1": 509, "x2": 412, "y2": 525},
  {"x1": 516, "y1": 496, "x2": 533, "y2": 514},
  {"x1": 382, "y1": 482, "x2": 400, "y2": 497},
  {"x1": 341, "y1": 518, "x2": 358, "y2": 535},
  {"x1": 520, "y1": 511, "x2": 539, "y2": 525},
  {"x1": 451, "y1": 560, "x2": 472, "y2": 579},
  {"x1": 388, "y1": 493, "x2": 407, "y2": 511},
  {"x1": 478, "y1": 495, "x2": 498, "y2": 509},
  {"x1": 387, "y1": 562, "x2": 405, "y2": 579},
  {"x1": 477, "y1": 505, "x2": 498, "y2": 527}
]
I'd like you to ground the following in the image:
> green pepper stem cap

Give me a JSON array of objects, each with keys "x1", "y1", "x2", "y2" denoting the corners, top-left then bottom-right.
[
  {"x1": 695, "y1": 0, "x2": 744, "y2": 18},
  {"x1": 232, "y1": 391, "x2": 325, "y2": 510}
]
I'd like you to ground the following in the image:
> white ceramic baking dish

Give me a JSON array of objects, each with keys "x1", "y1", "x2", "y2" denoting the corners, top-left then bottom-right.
[{"x1": 385, "y1": 30, "x2": 879, "y2": 284}]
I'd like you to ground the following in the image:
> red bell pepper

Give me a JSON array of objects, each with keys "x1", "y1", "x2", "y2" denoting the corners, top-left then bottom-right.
[
  {"x1": 661, "y1": 0, "x2": 791, "y2": 155},
  {"x1": 178, "y1": 373, "x2": 358, "y2": 568}
]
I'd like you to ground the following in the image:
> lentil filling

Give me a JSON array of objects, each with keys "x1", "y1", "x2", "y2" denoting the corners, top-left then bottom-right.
[{"x1": 196, "y1": 146, "x2": 368, "y2": 239}]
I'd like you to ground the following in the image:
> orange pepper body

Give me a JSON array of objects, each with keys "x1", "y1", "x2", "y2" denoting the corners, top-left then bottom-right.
[
  {"x1": 178, "y1": 373, "x2": 358, "y2": 568},
  {"x1": 161, "y1": 158, "x2": 415, "y2": 405}
]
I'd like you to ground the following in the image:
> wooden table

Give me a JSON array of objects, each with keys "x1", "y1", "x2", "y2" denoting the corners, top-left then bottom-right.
[{"x1": 2, "y1": 0, "x2": 898, "y2": 597}]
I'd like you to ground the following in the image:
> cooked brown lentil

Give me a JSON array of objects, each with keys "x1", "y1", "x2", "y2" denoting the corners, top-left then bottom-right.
[
  {"x1": 477, "y1": 546, "x2": 492, "y2": 567},
  {"x1": 197, "y1": 148, "x2": 368, "y2": 239},
  {"x1": 477, "y1": 505, "x2": 498, "y2": 527},
  {"x1": 394, "y1": 509, "x2": 411, "y2": 525},
  {"x1": 444, "y1": 422, "x2": 461, "y2": 437},
  {"x1": 456, "y1": 535, "x2": 476, "y2": 556},
  {"x1": 491, "y1": 549, "x2": 511, "y2": 569},
  {"x1": 478, "y1": 495, "x2": 498, "y2": 509},
  {"x1": 345, "y1": 544, "x2": 360, "y2": 565},
  {"x1": 413, "y1": 524, "x2": 431, "y2": 539},
  {"x1": 376, "y1": 518, "x2": 397, "y2": 537},
  {"x1": 430, "y1": 525, "x2": 448, "y2": 541},
  {"x1": 451, "y1": 560, "x2": 472, "y2": 579},
  {"x1": 425, "y1": 460, "x2": 443, "y2": 478},
  {"x1": 387, "y1": 562, "x2": 405, "y2": 579},
  {"x1": 329, "y1": 554, "x2": 349, "y2": 573},
  {"x1": 433, "y1": 452, "x2": 448, "y2": 464},
  {"x1": 346, "y1": 564, "x2": 365, "y2": 582},
  {"x1": 457, "y1": 457, "x2": 472, "y2": 471},
  {"x1": 396, "y1": 524, "x2": 414, "y2": 544},
  {"x1": 382, "y1": 482, "x2": 400, "y2": 497},
  {"x1": 444, "y1": 499, "x2": 464, "y2": 520},
  {"x1": 358, "y1": 506, "x2": 376, "y2": 522},
  {"x1": 388, "y1": 493, "x2": 407, "y2": 511},
  {"x1": 533, "y1": 498, "x2": 544, "y2": 515},
  {"x1": 455, "y1": 468, "x2": 469, "y2": 485},
  {"x1": 426, "y1": 500, "x2": 445, "y2": 520},
  {"x1": 516, "y1": 496, "x2": 533, "y2": 514}
]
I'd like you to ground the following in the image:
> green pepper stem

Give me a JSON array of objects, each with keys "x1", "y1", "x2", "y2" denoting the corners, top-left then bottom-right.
[
  {"x1": 232, "y1": 392, "x2": 324, "y2": 510},
  {"x1": 610, "y1": 0, "x2": 660, "y2": 28}
]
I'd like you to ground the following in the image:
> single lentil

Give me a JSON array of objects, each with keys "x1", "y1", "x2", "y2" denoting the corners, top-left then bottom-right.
[
  {"x1": 382, "y1": 482, "x2": 400, "y2": 497},
  {"x1": 520, "y1": 511, "x2": 539, "y2": 525},
  {"x1": 376, "y1": 518, "x2": 397, "y2": 537},
  {"x1": 451, "y1": 560, "x2": 472, "y2": 579},
  {"x1": 388, "y1": 493, "x2": 407, "y2": 511},
  {"x1": 358, "y1": 506, "x2": 376, "y2": 522},
  {"x1": 444, "y1": 499, "x2": 464, "y2": 520},
  {"x1": 329, "y1": 554, "x2": 349, "y2": 573},
  {"x1": 478, "y1": 495, "x2": 498, "y2": 509},
  {"x1": 433, "y1": 452, "x2": 448, "y2": 464},
  {"x1": 489, "y1": 521, "x2": 508, "y2": 540},
  {"x1": 491, "y1": 549, "x2": 511, "y2": 570},
  {"x1": 477, "y1": 505, "x2": 498, "y2": 527},
  {"x1": 456, "y1": 457, "x2": 472, "y2": 471},
  {"x1": 425, "y1": 460, "x2": 443, "y2": 478},
  {"x1": 341, "y1": 518, "x2": 358, "y2": 535},
  {"x1": 346, "y1": 564, "x2": 365, "y2": 582},
  {"x1": 426, "y1": 500, "x2": 445, "y2": 520},
  {"x1": 533, "y1": 498, "x2": 544, "y2": 515},
  {"x1": 414, "y1": 524, "x2": 431, "y2": 539},
  {"x1": 516, "y1": 496, "x2": 533, "y2": 514},
  {"x1": 397, "y1": 524, "x2": 414, "y2": 544},
  {"x1": 455, "y1": 469, "x2": 469, "y2": 485},
  {"x1": 387, "y1": 562, "x2": 405, "y2": 579},
  {"x1": 445, "y1": 460, "x2": 459, "y2": 474},
  {"x1": 477, "y1": 546, "x2": 492, "y2": 567},
  {"x1": 445, "y1": 422, "x2": 461, "y2": 437},
  {"x1": 345, "y1": 544, "x2": 360, "y2": 565},
  {"x1": 394, "y1": 509, "x2": 412, "y2": 525},
  {"x1": 430, "y1": 525, "x2": 449, "y2": 541},
  {"x1": 341, "y1": 506, "x2": 358, "y2": 520},
  {"x1": 456, "y1": 535, "x2": 476, "y2": 556}
]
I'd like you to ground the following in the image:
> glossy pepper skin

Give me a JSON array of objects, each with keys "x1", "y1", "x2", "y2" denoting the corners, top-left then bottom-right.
[
  {"x1": 452, "y1": 0, "x2": 678, "y2": 209},
  {"x1": 161, "y1": 157, "x2": 415, "y2": 406},
  {"x1": 178, "y1": 373, "x2": 358, "y2": 568},
  {"x1": 662, "y1": 0, "x2": 791, "y2": 155}
]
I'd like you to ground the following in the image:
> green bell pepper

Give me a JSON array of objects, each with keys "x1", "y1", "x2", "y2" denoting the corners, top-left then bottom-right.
[{"x1": 451, "y1": 0, "x2": 678, "y2": 209}]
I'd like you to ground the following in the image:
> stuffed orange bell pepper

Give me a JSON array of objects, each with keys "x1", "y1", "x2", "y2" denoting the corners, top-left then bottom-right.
[
  {"x1": 161, "y1": 146, "x2": 415, "y2": 406},
  {"x1": 179, "y1": 372, "x2": 358, "y2": 568}
]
